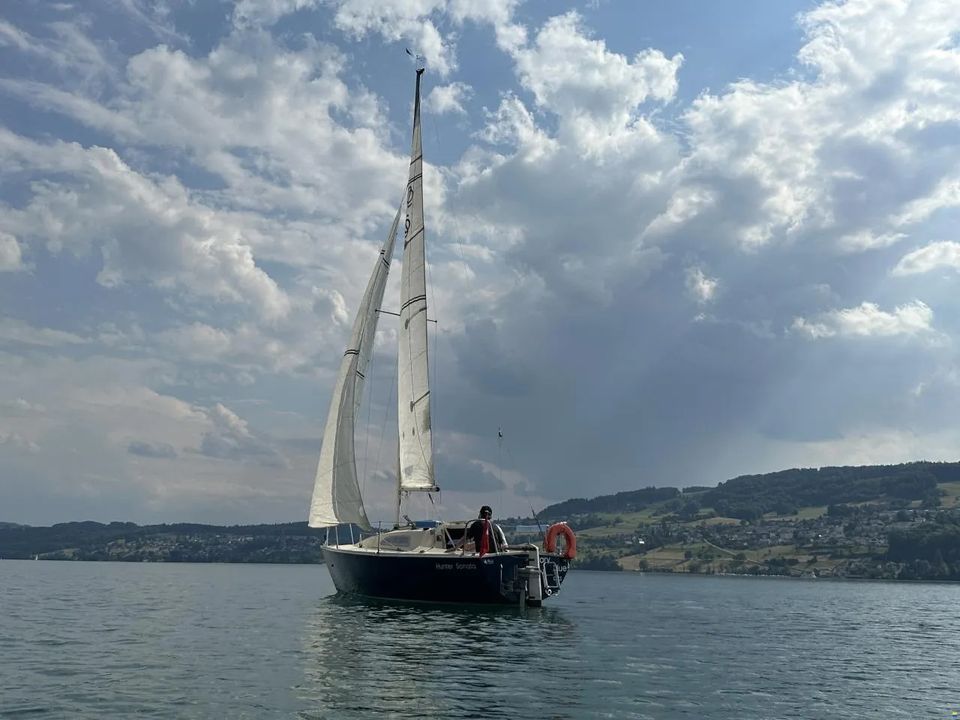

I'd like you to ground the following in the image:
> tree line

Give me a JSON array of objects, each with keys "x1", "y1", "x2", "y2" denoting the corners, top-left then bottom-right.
[
  {"x1": 538, "y1": 461, "x2": 960, "y2": 522},
  {"x1": 0, "y1": 520, "x2": 327, "y2": 560}
]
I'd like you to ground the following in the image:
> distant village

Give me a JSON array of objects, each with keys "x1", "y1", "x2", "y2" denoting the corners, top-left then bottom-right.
[{"x1": 568, "y1": 503, "x2": 946, "y2": 580}]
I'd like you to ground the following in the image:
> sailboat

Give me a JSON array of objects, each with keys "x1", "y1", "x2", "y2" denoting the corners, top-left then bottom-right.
[{"x1": 307, "y1": 66, "x2": 575, "y2": 606}]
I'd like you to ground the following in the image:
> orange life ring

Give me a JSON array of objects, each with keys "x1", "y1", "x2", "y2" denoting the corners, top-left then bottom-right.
[{"x1": 544, "y1": 522, "x2": 577, "y2": 559}]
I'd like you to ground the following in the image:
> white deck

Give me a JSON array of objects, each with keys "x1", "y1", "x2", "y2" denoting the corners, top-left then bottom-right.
[{"x1": 325, "y1": 521, "x2": 526, "y2": 557}]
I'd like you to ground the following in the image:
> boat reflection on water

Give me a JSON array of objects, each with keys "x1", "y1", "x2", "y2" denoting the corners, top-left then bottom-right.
[{"x1": 298, "y1": 595, "x2": 579, "y2": 719}]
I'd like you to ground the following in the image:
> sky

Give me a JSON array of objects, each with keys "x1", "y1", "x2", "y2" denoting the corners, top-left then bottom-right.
[{"x1": 1, "y1": 0, "x2": 959, "y2": 527}]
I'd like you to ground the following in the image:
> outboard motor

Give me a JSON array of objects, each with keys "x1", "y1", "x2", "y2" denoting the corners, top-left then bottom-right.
[{"x1": 521, "y1": 545, "x2": 544, "y2": 606}]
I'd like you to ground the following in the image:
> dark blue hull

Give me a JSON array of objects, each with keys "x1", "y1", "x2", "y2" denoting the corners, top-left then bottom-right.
[{"x1": 323, "y1": 546, "x2": 569, "y2": 605}]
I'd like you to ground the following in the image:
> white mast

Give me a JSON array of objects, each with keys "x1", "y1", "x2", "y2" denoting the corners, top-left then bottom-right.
[
  {"x1": 308, "y1": 209, "x2": 401, "y2": 530},
  {"x1": 397, "y1": 67, "x2": 438, "y2": 498}
]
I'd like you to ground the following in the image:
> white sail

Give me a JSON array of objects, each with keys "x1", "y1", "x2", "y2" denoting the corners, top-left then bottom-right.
[
  {"x1": 308, "y1": 209, "x2": 400, "y2": 529},
  {"x1": 397, "y1": 69, "x2": 437, "y2": 492}
]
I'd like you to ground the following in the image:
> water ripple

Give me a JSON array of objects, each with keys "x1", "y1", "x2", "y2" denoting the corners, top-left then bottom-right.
[{"x1": 2, "y1": 563, "x2": 960, "y2": 718}]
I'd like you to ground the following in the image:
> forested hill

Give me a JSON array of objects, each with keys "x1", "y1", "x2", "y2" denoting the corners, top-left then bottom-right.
[
  {"x1": 538, "y1": 461, "x2": 960, "y2": 521},
  {"x1": 0, "y1": 521, "x2": 326, "y2": 562},
  {"x1": 539, "y1": 487, "x2": 682, "y2": 519}
]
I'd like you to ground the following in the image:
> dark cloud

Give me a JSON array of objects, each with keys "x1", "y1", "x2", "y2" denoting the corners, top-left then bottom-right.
[{"x1": 127, "y1": 440, "x2": 178, "y2": 459}]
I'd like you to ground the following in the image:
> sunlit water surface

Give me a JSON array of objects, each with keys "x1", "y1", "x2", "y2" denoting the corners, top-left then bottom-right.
[{"x1": 1, "y1": 561, "x2": 958, "y2": 718}]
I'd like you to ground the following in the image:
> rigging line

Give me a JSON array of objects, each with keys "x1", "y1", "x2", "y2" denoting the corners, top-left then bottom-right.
[
  {"x1": 363, "y1": 201, "x2": 402, "y2": 512},
  {"x1": 374, "y1": 199, "x2": 403, "y2": 510},
  {"x1": 497, "y1": 427, "x2": 503, "y2": 521},
  {"x1": 430, "y1": 111, "x2": 441, "y2": 156},
  {"x1": 426, "y1": 234, "x2": 438, "y2": 469}
]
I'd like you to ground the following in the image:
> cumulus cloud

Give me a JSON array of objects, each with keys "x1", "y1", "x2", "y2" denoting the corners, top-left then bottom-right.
[
  {"x1": 666, "y1": 0, "x2": 960, "y2": 251},
  {"x1": 685, "y1": 266, "x2": 718, "y2": 305},
  {"x1": 153, "y1": 319, "x2": 321, "y2": 375},
  {"x1": 0, "y1": 28, "x2": 404, "y2": 234},
  {"x1": 892, "y1": 240, "x2": 960, "y2": 276},
  {"x1": 0, "y1": 231, "x2": 24, "y2": 271},
  {"x1": 329, "y1": 0, "x2": 456, "y2": 75},
  {"x1": 426, "y1": 82, "x2": 472, "y2": 115},
  {"x1": 233, "y1": 0, "x2": 320, "y2": 27},
  {"x1": 792, "y1": 300, "x2": 934, "y2": 339},
  {"x1": 197, "y1": 403, "x2": 288, "y2": 468},
  {"x1": 515, "y1": 12, "x2": 681, "y2": 114},
  {"x1": 3, "y1": 0, "x2": 960, "y2": 524},
  {"x1": 511, "y1": 12, "x2": 682, "y2": 155},
  {"x1": 327, "y1": 0, "x2": 523, "y2": 75},
  {"x1": 1, "y1": 134, "x2": 291, "y2": 320}
]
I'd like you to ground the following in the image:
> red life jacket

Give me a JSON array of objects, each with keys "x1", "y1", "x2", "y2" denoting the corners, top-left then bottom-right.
[{"x1": 479, "y1": 518, "x2": 490, "y2": 557}]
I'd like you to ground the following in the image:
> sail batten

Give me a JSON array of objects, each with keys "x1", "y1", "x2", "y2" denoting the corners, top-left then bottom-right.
[
  {"x1": 397, "y1": 68, "x2": 437, "y2": 493},
  {"x1": 308, "y1": 208, "x2": 401, "y2": 529}
]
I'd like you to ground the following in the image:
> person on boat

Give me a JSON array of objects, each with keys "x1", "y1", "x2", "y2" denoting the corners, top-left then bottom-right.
[{"x1": 466, "y1": 505, "x2": 508, "y2": 554}]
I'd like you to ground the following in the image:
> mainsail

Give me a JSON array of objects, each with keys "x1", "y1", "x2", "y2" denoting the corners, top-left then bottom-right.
[
  {"x1": 308, "y1": 209, "x2": 400, "y2": 529},
  {"x1": 397, "y1": 68, "x2": 437, "y2": 492}
]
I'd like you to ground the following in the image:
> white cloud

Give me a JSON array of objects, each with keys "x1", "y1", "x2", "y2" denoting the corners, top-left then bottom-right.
[
  {"x1": 2, "y1": 136, "x2": 291, "y2": 321},
  {"x1": 511, "y1": 12, "x2": 682, "y2": 155},
  {"x1": 197, "y1": 402, "x2": 288, "y2": 468},
  {"x1": 685, "y1": 266, "x2": 718, "y2": 305},
  {"x1": 792, "y1": 300, "x2": 934, "y2": 339},
  {"x1": 153, "y1": 319, "x2": 323, "y2": 375},
  {"x1": 891, "y1": 178, "x2": 960, "y2": 227},
  {"x1": 0, "y1": 318, "x2": 85, "y2": 347},
  {"x1": 330, "y1": 0, "x2": 456, "y2": 76},
  {"x1": 327, "y1": 0, "x2": 524, "y2": 74},
  {"x1": 111, "y1": 0, "x2": 185, "y2": 42},
  {"x1": 1, "y1": 398, "x2": 47, "y2": 414},
  {"x1": 0, "y1": 231, "x2": 24, "y2": 271},
  {"x1": 0, "y1": 431, "x2": 39, "y2": 453},
  {"x1": 641, "y1": 186, "x2": 716, "y2": 240},
  {"x1": 0, "y1": 30, "x2": 403, "y2": 227},
  {"x1": 0, "y1": 19, "x2": 33, "y2": 51},
  {"x1": 476, "y1": 93, "x2": 556, "y2": 159},
  {"x1": 516, "y1": 12, "x2": 681, "y2": 113},
  {"x1": 233, "y1": 0, "x2": 320, "y2": 27},
  {"x1": 426, "y1": 82, "x2": 472, "y2": 115},
  {"x1": 837, "y1": 230, "x2": 906, "y2": 253},
  {"x1": 666, "y1": 0, "x2": 960, "y2": 251},
  {"x1": 892, "y1": 240, "x2": 960, "y2": 276}
]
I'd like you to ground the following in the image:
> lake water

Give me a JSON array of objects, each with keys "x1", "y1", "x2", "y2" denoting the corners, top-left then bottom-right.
[{"x1": 1, "y1": 562, "x2": 958, "y2": 719}]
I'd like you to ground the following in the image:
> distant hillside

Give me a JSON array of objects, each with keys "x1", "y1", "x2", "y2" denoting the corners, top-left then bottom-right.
[
  {"x1": 699, "y1": 461, "x2": 959, "y2": 520},
  {"x1": 538, "y1": 461, "x2": 960, "y2": 521},
  {"x1": 0, "y1": 521, "x2": 328, "y2": 562},
  {"x1": 539, "y1": 486, "x2": 681, "y2": 520}
]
